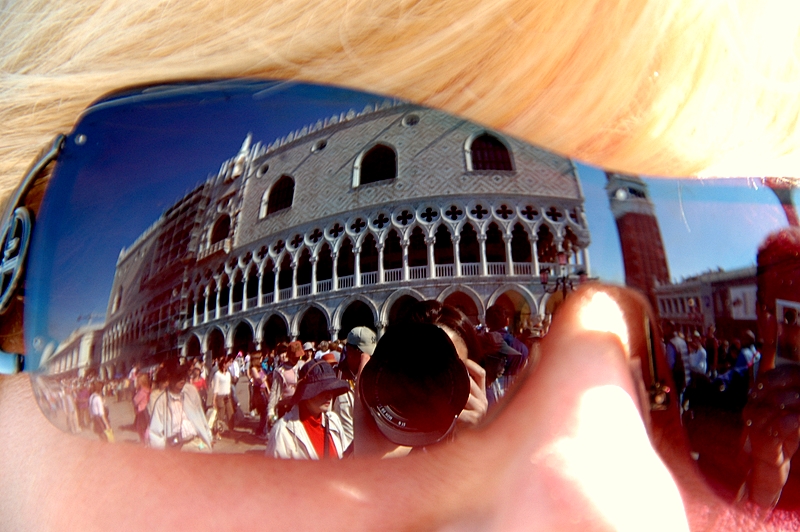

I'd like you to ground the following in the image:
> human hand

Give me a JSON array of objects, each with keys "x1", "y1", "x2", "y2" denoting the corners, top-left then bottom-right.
[{"x1": 457, "y1": 358, "x2": 488, "y2": 428}]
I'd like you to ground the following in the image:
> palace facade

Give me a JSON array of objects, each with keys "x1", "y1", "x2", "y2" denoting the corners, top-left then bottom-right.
[{"x1": 98, "y1": 102, "x2": 591, "y2": 375}]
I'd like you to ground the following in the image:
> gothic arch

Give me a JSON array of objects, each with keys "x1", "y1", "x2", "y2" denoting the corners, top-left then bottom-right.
[
  {"x1": 292, "y1": 302, "x2": 333, "y2": 340},
  {"x1": 380, "y1": 287, "x2": 426, "y2": 325},
  {"x1": 333, "y1": 295, "x2": 379, "y2": 332},
  {"x1": 225, "y1": 318, "x2": 257, "y2": 348},
  {"x1": 256, "y1": 311, "x2": 291, "y2": 344},
  {"x1": 437, "y1": 285, "x2": 486, "y2": 321},
  {"x1": 202, "y1": 326, "x2": 227, "y2": 358},
  {"x1": 486, "y1": 284, "x2": 538, "y2": 318}
]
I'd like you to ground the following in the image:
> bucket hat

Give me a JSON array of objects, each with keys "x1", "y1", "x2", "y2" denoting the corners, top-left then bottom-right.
[{"x1": 292, "y1": 360, "x2": 350, "y2": 404}]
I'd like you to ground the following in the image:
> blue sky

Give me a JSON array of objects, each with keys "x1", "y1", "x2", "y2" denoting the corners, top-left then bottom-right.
[{"x1": 23, "y1": 80, "x2": 797, "y2": 368}]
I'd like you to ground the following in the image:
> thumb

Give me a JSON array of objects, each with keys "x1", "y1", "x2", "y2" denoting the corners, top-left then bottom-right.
[{"x1": 478, "y1": 285, "x2": 690, "y2": 532}]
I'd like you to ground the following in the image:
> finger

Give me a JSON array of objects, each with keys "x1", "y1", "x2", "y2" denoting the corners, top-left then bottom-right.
[
  {"x1": 463, "y1": 358, "x2": 486, "y2": 391},
  {"x1": 462, "y1": 285, "x2": 690, "y2": 532}
]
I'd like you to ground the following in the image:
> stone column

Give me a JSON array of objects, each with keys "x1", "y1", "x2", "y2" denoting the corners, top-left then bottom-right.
[
  {"x1": 377, "y1": 242, "x2": 385, "y2": 283},
  {"x1": 331, "y1": 252, "x2": 339, "y2": 290},
  {"x1": 273, "y1": 265, "x2": 280, "y2": 301},
  {"x1": 214, "y1": 284, "x2": 221, "y2": 319},
  {"x1": 402, "y1": 239, "x2": 410, "y2": 281},
  {"x1": 453, "y1": 236, "x2": 462, "y2": 277},
  {"x1": 242, "y1": 273, "x2": 249, "y2": 311},
  {"x1": 354, "y1": 247, "x2": 362, "y2": 287},
  {"x1": 426, "y1": 236, "x2": 436, "y2": 278},
  {"x1": 228, "y1": 280, "x2": 234, "y2": 315},
  {"x1": 311, "y1": 256, "x2": 318, "y2": 294},
  {"x1": 581, "y1": 247, "x2": 590, "y2": 275},
  {"x1": 329, "y1": 327, "x2": 339, "y2": 342},
  {"x1": 478, "y1": 233, "x2": 488, "y2": 277},
  {"x1": 257, "y1": 268, "x2": 263, "y2": 306},
  {"x1": 291, "y1": 259, "x2": 298, "y2": 299},
  {"x1": 203, "y1": 289, "x2": 210, "y2": 323},
  {"x1": 376, "y1": 320, "x2": 387, "y2": 341},
  {"x1": 531, "y1": 237, "x2": 540, "y2": 277},
  {"x1": 504, "y1": 233, "x2": 514, "y2": 276}
]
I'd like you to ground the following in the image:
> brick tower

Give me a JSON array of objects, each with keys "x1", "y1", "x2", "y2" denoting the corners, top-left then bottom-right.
[{"x1": 606, "y1": 173, "x2": 670, "y2": 309}]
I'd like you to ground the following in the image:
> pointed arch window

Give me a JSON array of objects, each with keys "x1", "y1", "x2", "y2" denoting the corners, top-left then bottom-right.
[
  {"x1": 468, "y1": 133, "x2": 513, "y2": 171},
  {"x1": 355, "y1": 144, "x2": 397, "y2": 186},
  {"x1": 265, "y1": 175, "x2": 295, "y2": 216},
  {"x1": 210, "y1": 215, "x2": 231, "y2": 245}
]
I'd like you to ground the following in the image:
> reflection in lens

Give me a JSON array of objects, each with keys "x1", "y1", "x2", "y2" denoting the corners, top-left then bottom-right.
[{"x1": 23, "y1": 81, "x2": 800, "y2": 508}]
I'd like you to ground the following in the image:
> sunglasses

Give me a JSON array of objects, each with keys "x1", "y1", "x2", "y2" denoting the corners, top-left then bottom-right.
[{"x1": 1, "y1": 79, "x2": 799, "y2": 507}]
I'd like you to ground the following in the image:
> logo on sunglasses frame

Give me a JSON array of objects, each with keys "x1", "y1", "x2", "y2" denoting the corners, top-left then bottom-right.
[{"x1": 0, "y1": 207, "x2": 32, "y2": 314}]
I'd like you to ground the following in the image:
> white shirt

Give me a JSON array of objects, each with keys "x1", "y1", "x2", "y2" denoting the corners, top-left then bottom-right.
[
  {"x1": 212, "y1": 370, "x2": 232, "y2": 396},
  {"x1": 89, "y1": 393, "x2": 105, "y2": 417}
]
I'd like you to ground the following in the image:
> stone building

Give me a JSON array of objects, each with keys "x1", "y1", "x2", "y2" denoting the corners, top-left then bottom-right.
[
  {"x1": 101, "y1": 102, "x2": 591, "y2": 374},
  {"x1": 654, "y1": 266, "x2": 758, "y2": 341},
  {"x1": 47, "y1": 323, "x2": 104, "y2": 377}
]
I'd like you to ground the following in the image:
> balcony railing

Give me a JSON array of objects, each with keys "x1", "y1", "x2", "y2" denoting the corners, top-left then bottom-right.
[
  {"x1": 297, "y1": 283, "x2": 312, "y2": 296},
  {"x1": 409, "y1": 265, "x2": 428, "y2": 280},
  {"x1": 461, "y1": 263, "x2": 480, "y2": 276},
  {"x1": 384, "y1": 268, "x2": 402, "y2": 282},
  {"x1": 513, "y1": 262, "x2": 532, "y2": 276},
  {"x1": 193, "y1": 258, "x2": 577, "y2": 321},
  {"x1": 487, "y1": 262, "x2": 506, "y2": 276},
  {"x1": 435, "y1": 264, "x2": 454, "y2": 278}
]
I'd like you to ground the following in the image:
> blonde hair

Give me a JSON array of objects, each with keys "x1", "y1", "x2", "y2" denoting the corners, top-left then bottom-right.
[{"x1": 2, "y1": 0, "x2": 800, "y2": 198}]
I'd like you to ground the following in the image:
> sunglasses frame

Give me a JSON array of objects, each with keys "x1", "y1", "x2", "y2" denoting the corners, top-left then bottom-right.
[{"x1": 0, "y1": 135, "x2": 64, "y2": 374}]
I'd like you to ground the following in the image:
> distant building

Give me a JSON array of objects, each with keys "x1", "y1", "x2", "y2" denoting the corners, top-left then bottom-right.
[
  {"x1": 98, "y1": 102, "x2": 591, "y2": 376},
  {"x1": 654, "y1": 266, "x2": 757, "y2": 341},
  {"x1": 46, "y1": 322, "x2": 105, "y2": 378}
]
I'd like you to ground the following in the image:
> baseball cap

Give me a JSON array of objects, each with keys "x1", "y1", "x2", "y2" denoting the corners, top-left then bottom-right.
[{"x1": 346, "y1": 326, "x2": 377, "y2": 356}]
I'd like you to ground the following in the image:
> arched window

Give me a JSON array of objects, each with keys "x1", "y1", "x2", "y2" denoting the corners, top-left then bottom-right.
[
  {"x1": 357, "y1": 144, "x2": 396, "y2": 186},
  {"x1": 266, "y1": 175, "x2": 295, "y2": 215},
  {"x1": 210, "y1": 215, "x2": 231, "y2": 245},
  {"x1": 469, "y1": 133, "x2": 512, "y2": 171}
]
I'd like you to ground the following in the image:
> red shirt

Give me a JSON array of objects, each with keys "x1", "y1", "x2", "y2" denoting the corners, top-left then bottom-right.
[{"x1": 299, "y1": 405, "x2": 334, "y2": 458}]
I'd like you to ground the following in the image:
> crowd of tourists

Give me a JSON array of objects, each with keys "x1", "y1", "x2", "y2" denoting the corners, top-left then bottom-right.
[{"x1": 38, "y1": 301, "x2": 540, "y2": 458}]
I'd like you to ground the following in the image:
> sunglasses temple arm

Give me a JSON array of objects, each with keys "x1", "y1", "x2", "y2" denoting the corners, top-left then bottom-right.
[
  {"x1": 1, "y1": 135, "x2": 64, "y2": 223},
  {"x1": 0, "y1": 351, "x2": 24, "y2": 374}
]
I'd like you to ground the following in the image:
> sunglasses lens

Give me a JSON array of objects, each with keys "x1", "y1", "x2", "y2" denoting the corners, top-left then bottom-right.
[{"x1": 20, "y1": 79, "x2": 800, "y2": 507}]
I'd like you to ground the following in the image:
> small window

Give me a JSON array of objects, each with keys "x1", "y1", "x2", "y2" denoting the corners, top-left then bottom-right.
[
  {"x1": 312, "y1": 139, "x2": 328, "y2": 152},
  {"x1": 358, "y1": 144, "x2": 396, "y2": 186},
  {"x1": 210, "y1": 215, "x2": 231, "y2": 245},
  {"x1": 266, "y1": 175, "x2": 295, "y2": 215},
  {"x1": 256, "y1": 162, "x2": 269, "y2": 178},
  {"x1": 469, "y1": 133, "x2": 512, "y2": 171}
]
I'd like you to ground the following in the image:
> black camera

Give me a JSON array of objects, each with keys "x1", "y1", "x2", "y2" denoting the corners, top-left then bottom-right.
[{"x1": 359, "y1": 323, "x2": 470, "y2": 447}]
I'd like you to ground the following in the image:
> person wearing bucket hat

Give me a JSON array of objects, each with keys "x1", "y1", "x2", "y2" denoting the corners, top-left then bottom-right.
[{"x1": 266, "y1": 360, "x2": 350, "y2": 460}]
